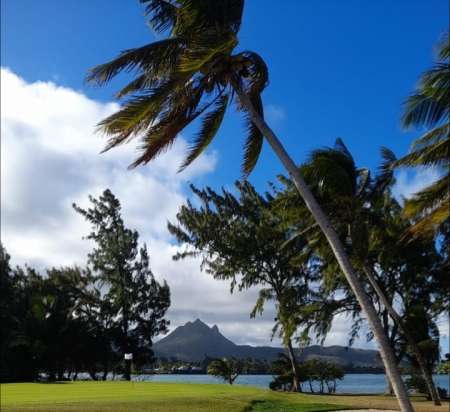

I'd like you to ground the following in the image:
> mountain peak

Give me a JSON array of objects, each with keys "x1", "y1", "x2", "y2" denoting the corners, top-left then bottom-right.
[
  {"x1": 153, "y1": 319, "x2": 236, "y2": 362},
  {"x1": 153, "y1": 318, "x2": 381, "y2": 366},
  {"x1": 193, "y1": 318, "x2": 205, "y2": 325}
]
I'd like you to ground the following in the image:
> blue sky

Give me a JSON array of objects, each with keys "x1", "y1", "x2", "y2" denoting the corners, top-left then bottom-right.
[
  {"x1": 1, "y1": 1, "x2": 448, "y2": 349},
  {"x1": 2, "y1": 0, "x2": 448, "y2": 189}
]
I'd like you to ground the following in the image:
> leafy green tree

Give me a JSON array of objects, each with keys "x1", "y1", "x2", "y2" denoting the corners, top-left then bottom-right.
[
  {"x1": 0, "y1": 263, "x2": 46, "y2": 382},
  {"x1": 276, "y1": 139, "x2": 445, "y2": 404},
  {"x1": 269, "y1": 353, "x2": 306, "y2": 392},
  {"x1": 73, "y1": 189, "x2": 171, "y2": 380},
  {"x1": 5, "y1": 265, "x2": 103, "y2": 382},
  {"x1": 37, "y1": 267, "x2": 95, "y2": 380},
  {"x1": 394, "y1": 35, "x2": 449, "y2": 238},
  {"x1": 168, "y1": 181, "x2": 320, "y2": 391},
  {"x1": 87, "y1": 3, "x2": 412, "y2": 408},
  {"x1": 0, "y1": 245, "x2": 38, "y2": 382},
  {"x1": 207, "y1": 358, "x2": 246, "y2": 385},
  {"x1": 41, "y1": 266, "x2": 109, "y2": 381},
  {"x1": 302, "y1": 359, "x2": 344, "y2": 394},
  {"x1": 0, "y1": 243, "x2": 15, "y2": 381},
  {"x1": 437, "y1": 354, "x2": 450, "y2": 374}
]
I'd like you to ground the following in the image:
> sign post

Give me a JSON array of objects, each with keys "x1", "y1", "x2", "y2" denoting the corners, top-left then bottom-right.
[{"x1": 124, "y1": 353, "x2": 133, "y2": 382}]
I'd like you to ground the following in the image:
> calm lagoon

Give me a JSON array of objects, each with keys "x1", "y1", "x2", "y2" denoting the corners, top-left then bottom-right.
[{"x1": 132, "y1": 373, "x2": 450, "y2": 394}]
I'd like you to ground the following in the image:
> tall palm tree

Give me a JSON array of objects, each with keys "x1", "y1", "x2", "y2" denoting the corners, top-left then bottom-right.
[
  {"x1": 395, "y1": 35, "x2": 449, "y2": 239},
  {"x1": 87, "y1": 2, "x2": 413, "y2": 409},
  {"x1": 286, "y1": 140, "x2": 441, "y2": 404}
]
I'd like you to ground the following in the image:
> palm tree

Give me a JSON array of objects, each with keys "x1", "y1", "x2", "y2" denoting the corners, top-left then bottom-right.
[
  {"x1": 87, "y1": 2, "x2": 413, "y2": 409},
  {"x1": 288, "y1": 140, "x2": 441, "y2": 404},
  {"x1": 395, "y1": 35, "x2": 449, "y2": 239}
]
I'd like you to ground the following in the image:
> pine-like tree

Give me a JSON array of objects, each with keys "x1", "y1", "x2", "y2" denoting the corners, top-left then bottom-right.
[{"x1": 74, "y1": 189, "x2": 170, "y2": 380}]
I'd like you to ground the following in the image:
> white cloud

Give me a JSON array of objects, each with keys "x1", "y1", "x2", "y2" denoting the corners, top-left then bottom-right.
[
  {"x1": 0, "y1": 68, "x2": 280, "y2": 347},
  {"x1": 393, "y1": 168, "x2": 440, "y2": 201}
]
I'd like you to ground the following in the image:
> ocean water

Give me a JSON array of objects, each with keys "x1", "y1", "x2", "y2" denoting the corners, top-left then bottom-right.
[{"x1": 132, "y1": 373, "x2": 450, "y2": 394}]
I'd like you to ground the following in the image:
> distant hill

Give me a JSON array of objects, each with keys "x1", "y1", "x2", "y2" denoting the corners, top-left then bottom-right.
[{"x1": 153, "y1": 319, "x2": 382, "y2": 367}]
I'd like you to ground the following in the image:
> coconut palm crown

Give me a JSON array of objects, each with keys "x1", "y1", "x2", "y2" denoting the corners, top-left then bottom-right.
[
  {"x1": 395, "y1": 35, "x2": 449, "y2": 238},
  {"x1": 87, "y1": 0, "x2": 267, "y2": 176}
]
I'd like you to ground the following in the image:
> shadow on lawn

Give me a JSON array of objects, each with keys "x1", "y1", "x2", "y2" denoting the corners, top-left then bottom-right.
[{"x1": 246, "y1": 399, "x2": 348, "y2": 412}]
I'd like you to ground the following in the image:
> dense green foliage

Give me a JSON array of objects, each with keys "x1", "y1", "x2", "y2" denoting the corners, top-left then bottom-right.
[
  {"x1": 168, "y1": 140, "x2": 448, "y2": 399},
  {"x1": 87, "y1": 0, "x2": 268, "y2": 176},
  {"x1": 207, "y1": 358, "x2": 247, "y2": 385},
  {"x1": 274, "y1": 139, "x2": 448, "y2": 397},
  {"x1": 437, "y1": 354, "x2": 450, "y2": 375},
  {"x1": 269, "y1": 355, "x2": 344, "y2": 394},
  {"x1": 73, "y1": 189, "x2": 171, "y2": 380},
  {"x1": 168, "y1": 181, "x2": 324, "y2": 391},
  {"x1": 86, "y1": 3, "x2": 445, "y2": 408},
  {"x1": 0, "y1": 190, "x2": 170, "y2": 383},
  {"x1": 0, "y1": 256, "x2": 102, "y2": 382},
  {"x1": 395, "y1": 35, "x2": 450, "y2": 238}
]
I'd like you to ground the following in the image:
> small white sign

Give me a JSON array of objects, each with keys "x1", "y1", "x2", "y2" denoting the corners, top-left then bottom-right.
[{"x1": 124, "y1": 353, "x2": 133, "y2": 360}]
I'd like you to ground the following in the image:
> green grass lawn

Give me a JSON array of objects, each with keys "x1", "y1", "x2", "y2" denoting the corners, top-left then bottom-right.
[
  {"x1": 0, "y1": 382, "x2": 343, "y2": 412},
  {"x1": 1, "y1": 381, "x2": 447, "y2": 412}
]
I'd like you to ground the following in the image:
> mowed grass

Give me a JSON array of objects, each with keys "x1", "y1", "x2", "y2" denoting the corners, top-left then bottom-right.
[
  {"x1": 1, "y1": 381, "x2": 448, "y2": 412},
  {"x1": 0, "y1": 382, "x2": 341, "y2": 412}
]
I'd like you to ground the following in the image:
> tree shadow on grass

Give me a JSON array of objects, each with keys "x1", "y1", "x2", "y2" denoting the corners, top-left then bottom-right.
[{"x1": 247, "y1": 399, "x2": 348, "y2": 412}]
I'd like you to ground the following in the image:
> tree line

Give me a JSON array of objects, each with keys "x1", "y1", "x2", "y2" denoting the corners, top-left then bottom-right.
[
  {"x1": 3, "y1": 1, "x2": 448, "y2": 410},
  {"x1": 0, "y1": 190, "x2": 170, "y2": 382},
  {"x1": 167, "y1": 147, "x2": 447, "y2": 398},
  {"x1": 85, "y1": 2, "x2": 448, "y2": 409}
]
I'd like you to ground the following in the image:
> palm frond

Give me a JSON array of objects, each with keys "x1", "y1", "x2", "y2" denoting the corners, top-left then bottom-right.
[
  {"x1": 374, "y1": 147, "x2": 397, "y2": 193},
  {"x1": 140, "y1": 0, "x2": 178, "y2": 34},
  {"x1": 401, "y1": 175, "x2": 449, "y2": 240},
  {"x1": 239, "y1": 51, "x2": 269, "y2": 94},
  {"x1": 334, "y1": 137, "x2": 352, "y2": 158},
  {"x1": 410, "y1": 124, "x2": 449, "y2": 150},
  {"x1": 356, "y1": 168, "x2": 371, "y2": 196},
  {"x1": 115, "y1": 74, "x2": 157, "y2": 99},
  {"x1": 242, "y1": 93, "x2": 264, "y2": 177},
  {"x1": 175, "y1": 0, "x2": 244, "y2": 35},
  {"x1": 130, "y1": 101, "x2": 209, "y2": 168},
  {"x1": 403, "y1": 199, "x2": 450, "y2": 240},
  {"x1": 402, "y1": 37, "x2": 449, "y2": 129},
  {"x1": 437, "y1": 32, "x2": 450, "y2": 60},
  {"x1": 86, "y1": 38, "x2": 181, "y2": 86},
  {"x1": 304, "y1": 146, "x2": 357, "y2": 197},
  {"x1": 98, "y1": 78, "x2": 183, "y2": 150},
  {"x1": 394, "y1": 136, "x2": 449, "y2": 168},
  {"x1": 178, "y1": 30, "x2": 237, "y2": 73},
  {"x1": 404, "y1": 175, "x2": 449, "y2": 218},
  {"x1": 402, "y1": 92, "x2": 449, "y2": 130},
  {"x1": 179, "y1": 93, "x2": 229, "y2": 172}
]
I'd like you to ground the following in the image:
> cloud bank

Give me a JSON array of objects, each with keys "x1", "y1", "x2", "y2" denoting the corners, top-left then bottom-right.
[{"x1": 0, "y1": 68, "x2": 279, "y2": 346}]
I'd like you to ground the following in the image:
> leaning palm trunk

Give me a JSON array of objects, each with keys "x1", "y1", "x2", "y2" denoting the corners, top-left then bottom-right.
[
  {"x1": 362, "y1": 265, "x2": 441, "y2": 405},
  {"x1": 286, "y1": 339, "x2": 301, "y2": 392},
  {"x1": 232, "y1": 81, "x2": 414, "y2": 412}
]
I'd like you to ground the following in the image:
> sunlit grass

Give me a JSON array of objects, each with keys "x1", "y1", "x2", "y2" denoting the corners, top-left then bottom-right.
[{"x1": 1, "y1": 381, "x2": 447, "y2": 412}]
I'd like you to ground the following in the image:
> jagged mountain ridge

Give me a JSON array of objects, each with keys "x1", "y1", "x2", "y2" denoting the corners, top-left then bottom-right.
[{"x1": 153, "y1": 319, "x2": 381, "y2": 366}]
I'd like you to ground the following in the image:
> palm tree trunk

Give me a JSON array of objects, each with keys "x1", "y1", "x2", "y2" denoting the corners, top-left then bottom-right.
[
  {"x1": 286, "y1": 339, "x2": 301, "y2": 392},
  {"x1": 232, "y1": 81, "x2": 414, "y2": 412},
  {"x1": 362, "y1": 264, "x2": 441, "y2": 405}
]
